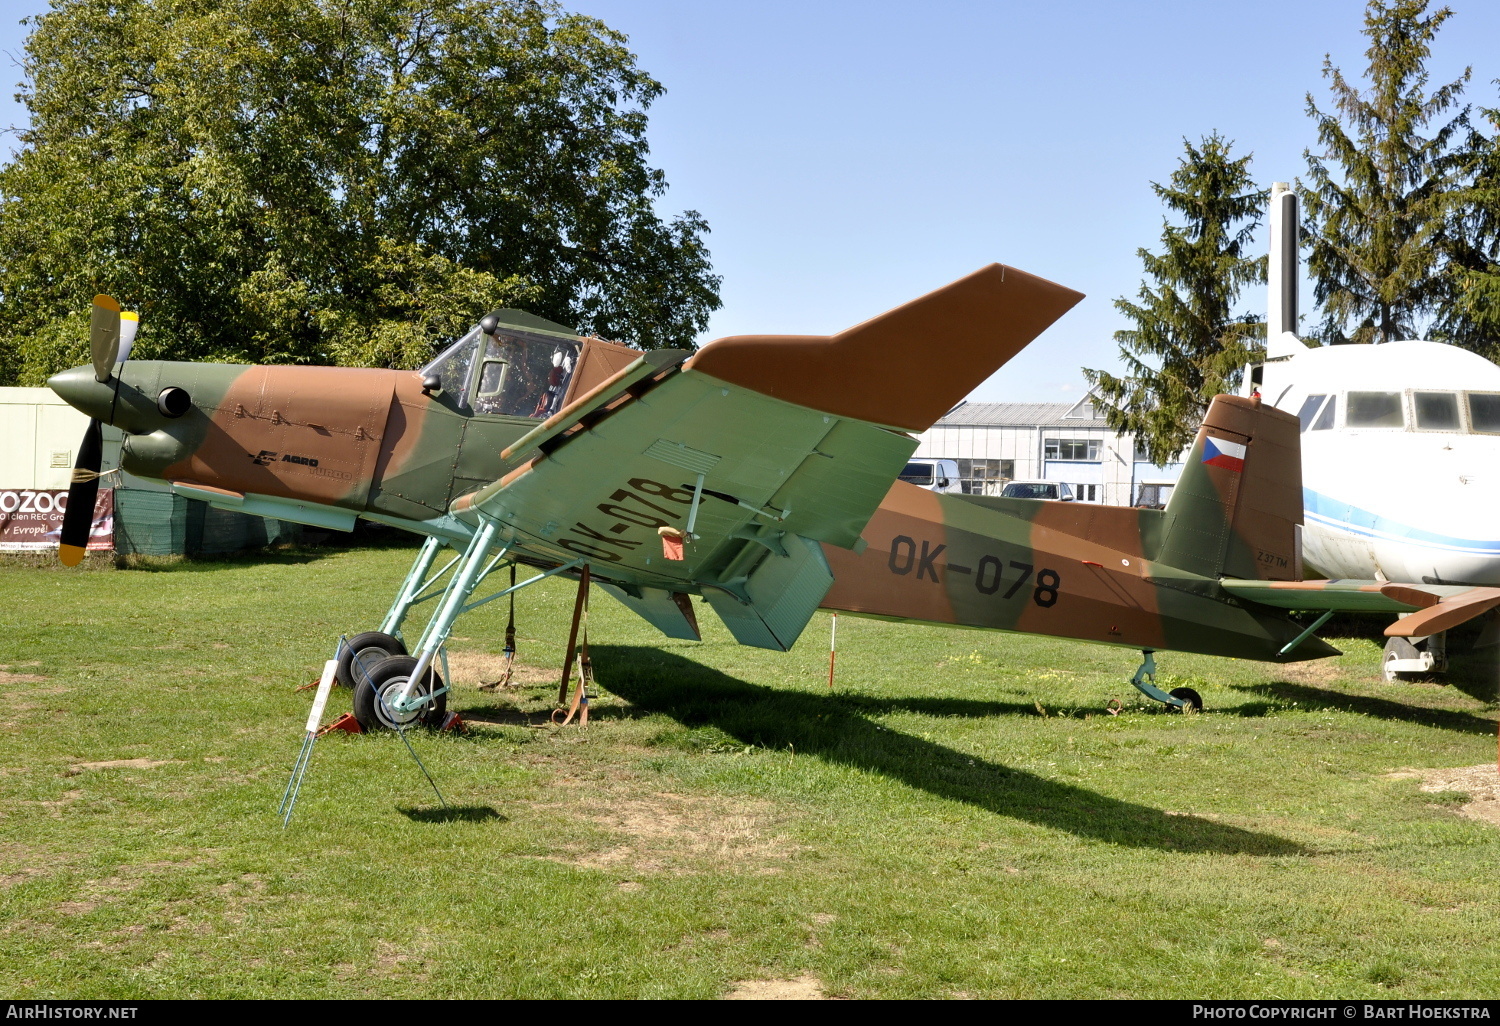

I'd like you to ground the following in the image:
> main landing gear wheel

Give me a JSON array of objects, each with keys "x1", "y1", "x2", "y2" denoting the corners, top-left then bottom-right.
[
  {"x1": 336, "y1": 631, "x2": 407, "y2": 689},
  {"x1": 1382, "y1": 637, "x2": 1419, "y2": 682},
  {"x1": 353, "y1": 655, "x2": 447, "y2": 732},
  {"x1": 1169, "y1": 687, "x2": 1203, "y2": 713}
]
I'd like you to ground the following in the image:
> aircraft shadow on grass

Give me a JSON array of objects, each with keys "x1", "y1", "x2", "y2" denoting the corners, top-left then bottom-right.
[
  {"x1": 593, "y1": 646, "x2": 1305, "y2": 857},
  {"x1": 398, "y1": 804, "x2": 505, "y2": 824},
  {"x1": 829, "y1": 693, "x2": 1140, "y2": 720},
  {"x1": 1233, "y1": 680, "x2": 1498, "y2": 737},
  {"x1": 460, "y1": 703, "x2": 651, "y2": 726}
]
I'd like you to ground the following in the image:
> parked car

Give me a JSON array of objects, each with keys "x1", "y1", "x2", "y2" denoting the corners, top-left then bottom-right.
[
  {"x1": 899, "y1": 459, "x2": 964, "y2": 493},
  {"x1": 999, "y1": 479, "x2": 1074, "y2": 501}
]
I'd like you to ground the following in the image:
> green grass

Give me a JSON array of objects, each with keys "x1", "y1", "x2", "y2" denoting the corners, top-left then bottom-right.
[{"x1": 1, "y1": 545, "x2": 1498, "y2": 998}]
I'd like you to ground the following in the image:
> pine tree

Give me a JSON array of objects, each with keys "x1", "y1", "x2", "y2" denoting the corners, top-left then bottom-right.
[
  {"x1": 1437, "y1": 98, "x2": 1500, "y2": 354},
  {"x1": 1083, "y1": 135, "x2": 1266, "y2": 467},
  {"x1": 1303, "y1": 0, "x2": 1470, "y2": 345}
]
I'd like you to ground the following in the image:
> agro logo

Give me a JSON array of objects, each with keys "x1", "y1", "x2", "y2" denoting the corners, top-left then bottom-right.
[{"x1": 250, "y1": 450, "x2": 320, "y2": 468}]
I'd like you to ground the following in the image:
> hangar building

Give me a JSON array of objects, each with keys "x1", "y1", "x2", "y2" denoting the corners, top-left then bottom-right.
[{"x1": 910, "y1": 395, "x2": 1184, "y2": 506}]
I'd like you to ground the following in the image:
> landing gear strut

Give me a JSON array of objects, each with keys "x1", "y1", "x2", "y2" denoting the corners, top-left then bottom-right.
[
  {"x1": 1127, "y1": 650, "x2": 1203, "y2": 712},
  {"x1": 339, "y1": 518, "x2": 586, "y2": 732},
  {"x1": 333, "y1": 535, "x2": 449, "y2": 688}
]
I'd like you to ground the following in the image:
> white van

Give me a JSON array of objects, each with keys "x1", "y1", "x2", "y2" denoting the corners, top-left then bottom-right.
[
  {"x1": 899, "y1": 459, "x2": 963, "y2": 493},
  {"x1": 999, "y1": 479, "x2": 1075, "y2": 501}
]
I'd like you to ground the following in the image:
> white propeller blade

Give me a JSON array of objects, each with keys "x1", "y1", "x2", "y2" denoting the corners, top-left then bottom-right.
[{"x1": 119, "y1": 310, "x2": 139, "y2": 364}]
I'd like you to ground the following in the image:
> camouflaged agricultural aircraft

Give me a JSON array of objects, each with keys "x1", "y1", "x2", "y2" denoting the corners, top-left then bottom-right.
[{"x1": 47, "y1": 265, "x2": 1500, "y2": 730}]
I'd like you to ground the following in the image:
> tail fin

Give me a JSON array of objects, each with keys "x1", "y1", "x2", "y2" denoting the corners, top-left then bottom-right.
[{"x1": 1157, "y1": 395, "x2": 1302, "y2": 581}]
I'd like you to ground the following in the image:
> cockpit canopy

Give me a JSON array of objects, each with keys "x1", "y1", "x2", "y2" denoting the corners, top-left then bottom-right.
[{"x1": 419, "y1": 315, "x2": 581, "y2": 419}]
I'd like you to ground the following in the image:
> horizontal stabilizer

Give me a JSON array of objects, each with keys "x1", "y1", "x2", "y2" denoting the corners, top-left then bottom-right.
[
  {"x1": 684, "y1": 264, "x2": 1084, "y2": 432},
  {"x1": 1221, "y1": 578, "x2": 1500, "y2": 636},
  {"x1": 1385, "y1": 588, "x2": 1500, "y2": 637},
  {"x1": 1219, "y1": 579, "x2": 1441, "y2": 612}
]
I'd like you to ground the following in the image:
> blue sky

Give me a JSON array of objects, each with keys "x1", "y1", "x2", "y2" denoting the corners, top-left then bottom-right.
[{"x1": 2, "y1": 1, "x2": 1496, "y2": 400}]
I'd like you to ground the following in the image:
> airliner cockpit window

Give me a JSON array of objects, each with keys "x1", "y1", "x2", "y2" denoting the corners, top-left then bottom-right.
[
  {"x1": 470, "y1": 330, "x2": 579, "y2": 419},
  {"x1": 1297, "y1": 394, "x2": 1327, "y2": 432},
  {"x1": 1346, "y1": 391, "x2": 1405, "y2": 428},
  {"x1": 1413, "y1": 392, "x2": 1460, "y2": 431},
  {"x1": 1468, "y1": 393, "x2": 1500, "y2": 434},
  {"x1": 1312, "y1": 395, "x2": 1337, "y2": 431}
]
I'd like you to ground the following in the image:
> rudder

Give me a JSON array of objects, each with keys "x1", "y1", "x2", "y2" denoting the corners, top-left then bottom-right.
[{"x1": 1157, "y1": 395, "x2": 1302, "y2": 581}]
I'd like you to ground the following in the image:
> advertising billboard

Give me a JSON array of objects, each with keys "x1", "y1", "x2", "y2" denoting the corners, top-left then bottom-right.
[{"x1": 0, "y1": 488, "x2": 113, "y2": 552}]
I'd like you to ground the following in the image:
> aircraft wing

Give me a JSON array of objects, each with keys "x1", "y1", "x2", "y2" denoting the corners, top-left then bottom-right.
[
  {"x1": 451, "y1": 264, "x2": 1084, "y2": 650},
  {"x1": 1219, "y1": 579, "x2": 1500, "y2": 636}
]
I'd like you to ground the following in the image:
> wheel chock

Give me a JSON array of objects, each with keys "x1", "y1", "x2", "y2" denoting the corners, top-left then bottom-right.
[
  {"x1": 317, "y1": 713, "x2": 364, "y2": 736},
  {"x1": 440, "y1": 711, "x2": 466, "y2": 733}
]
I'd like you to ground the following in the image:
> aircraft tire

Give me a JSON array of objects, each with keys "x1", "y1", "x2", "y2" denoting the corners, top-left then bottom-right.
[
  {"x1": 1168, "y1": 687, "x2": 1203, "y2": 713},
  {"x1": 1382, "y1": 637, "x2": 1419, "y2": 682},
  {"x1": 336, "y1": 631, "x2": 407, "y2": 689},
  {"x1": 353, "y1": 655, "x2": 447, "y2": 732}
]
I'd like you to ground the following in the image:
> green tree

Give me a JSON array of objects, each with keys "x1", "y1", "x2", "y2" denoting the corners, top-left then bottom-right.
[
  {"x1": 1302, "y1": 0, "x2": 1470, "y2": 345},
  {"x1": 1438, "y1": 95, "x2": 1500, "y2": 353},
  {"x1": 1083, "y1": 135, "x2": 1266, "y2": 466},
  {"x1": 0, "y1": 0, "x2": 721, "y2": 386}
]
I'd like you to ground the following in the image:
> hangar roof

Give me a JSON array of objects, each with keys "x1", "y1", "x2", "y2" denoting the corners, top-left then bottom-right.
[{"x1": 935, "y1": 399, "x2": 1109, "y2": 429}]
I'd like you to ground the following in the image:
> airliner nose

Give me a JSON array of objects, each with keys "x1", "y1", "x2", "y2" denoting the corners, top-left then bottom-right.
[{"x1": 47, "y1": 365, "x2": 116, "y2": 422}]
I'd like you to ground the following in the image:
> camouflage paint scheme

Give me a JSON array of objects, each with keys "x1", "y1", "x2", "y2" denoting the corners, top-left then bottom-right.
[
  {"x1": 822, "y1": 396, "x2": 1339, "y2": 662},
  {"x1": 49, "y1": 262, "x2": 1500, "y2": 673}
]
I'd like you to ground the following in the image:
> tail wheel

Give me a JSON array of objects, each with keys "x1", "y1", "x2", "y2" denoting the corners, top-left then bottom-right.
[
  {"x1": 336, "y1": 631, "x2": 407, "y2": 689},
  {"x1": 353, "y1": 655, "x2": 447, "y2": 732},
  {"x1": 1169, "y1": 686, "x2": 1203, "y2": 713}
]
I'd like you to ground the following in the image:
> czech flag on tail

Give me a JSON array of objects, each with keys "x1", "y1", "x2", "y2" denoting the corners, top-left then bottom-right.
[{"x1": 1202, "y1": 436, "x2": 1246, "y2": 472}]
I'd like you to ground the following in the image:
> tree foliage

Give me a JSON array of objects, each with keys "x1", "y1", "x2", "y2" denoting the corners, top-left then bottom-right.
[
  {"x1": 0, "y1": 0, "x2": 721, "y2": 386},
  {"x1": 1083, "y1": 135, "x2": 1266, "y2": 467},
  {"x1": 1302, "y1": 0, "x2": 1470, "y2": 346},
  {"x1": 1438, "y1": 95, "x2": 1500, "y2": 352}
]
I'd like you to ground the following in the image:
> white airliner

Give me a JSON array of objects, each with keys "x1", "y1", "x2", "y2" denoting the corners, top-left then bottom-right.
[{"x1": 1245, "y1": 184, "x2": 1500, "y2": 676}]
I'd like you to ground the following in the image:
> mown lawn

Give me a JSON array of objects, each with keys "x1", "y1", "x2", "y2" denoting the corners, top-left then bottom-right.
[{"x1": 0, "y1": 545, "x2": 1497, "y2": 999}]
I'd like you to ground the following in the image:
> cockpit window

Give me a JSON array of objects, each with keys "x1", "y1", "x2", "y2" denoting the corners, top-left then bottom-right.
[
  {"x1": 477, "y1": 357, "x2": 508, "y2": 397},
  {"x1": 1346, "y1": 391, "x2": 1404, "y2": 428},
  {"x1": 1311, "y1": 394, "x2": 1337, "y2": 431},
  {"x1": 1297, "y1": 394, "x2": 1327, "y2": 432},
  {"x1": 1413, "y1": 392, "x2": 1460, "y2": 431},
  {"x1": 418, "y1": 324, "x2": 580, "y2": 419},
  {"x1": 419, "y1": 326, "x2": 483, "y2": 411},
  {"x1": 1468, "y1": 393, "x2": 1500, "y2": 434},
  {"x1": 470, "y1": 331, "x2": 579, "y2": 419}
]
